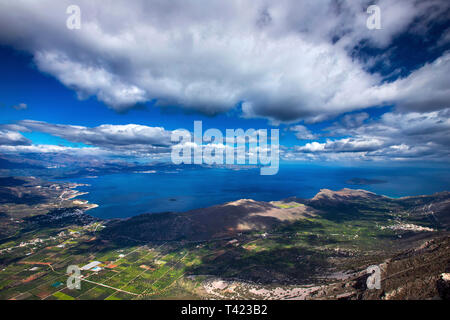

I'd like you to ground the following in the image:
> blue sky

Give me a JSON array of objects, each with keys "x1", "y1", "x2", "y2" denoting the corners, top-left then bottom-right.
[
  {"x1": 0, "y1": 46, "x2": 277, "y2": 136},
  {"x1": 0, "y1": 45, "x2": 334, "y2": 150},
  {"x1": 0, "y1": 1, "x2": 449, "y2": 165}
]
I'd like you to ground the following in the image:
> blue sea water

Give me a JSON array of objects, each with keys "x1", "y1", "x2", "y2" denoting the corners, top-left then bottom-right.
[{"x1": 73, "y1": 163, "x2": 450, "y2": 219}]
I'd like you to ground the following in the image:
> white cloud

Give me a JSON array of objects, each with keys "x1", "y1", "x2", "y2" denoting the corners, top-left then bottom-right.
[
  {"x1": 291, "y1": 108, "x2": 450, "y2": 161},
  {"x1": 297, "y1": 142, "x2": 325, "y2": 152},
  {"x1": 0, "y1": 120, "x2": 178, "y2": 159},
  {"x1": 7, "y1": 120, "x2": 173, "y2": 148},
  {"x1": 0, "y1": 144, "x2": 106, "y2": 156},
  {"x1": 34, "y1": 52, "x2": 148, "y2": 110},
  {"x1": 0, "y1": 130, "x2": 31, "y2": 146},
  {"x1": 1, "y1": 109, "x2": 448, "y2": 163},
  {"x1": 1, "y1": 120, "x2": 283, "y2": 163},
  {"x1": 289, "y1": 125, "x2": 317, "y2": 140},
  {"x1": 340, "y1": 112, "x2": 370, "y2": 129},
  {"x1": 383, "y1": 53, "x2": 450, "y2": 113},
  {"x1": 0, "y1": 0, "x2": 448, "y2": 122},
  {"x1": 297, "y1": 137, "x2": 385, "y2": 153}
]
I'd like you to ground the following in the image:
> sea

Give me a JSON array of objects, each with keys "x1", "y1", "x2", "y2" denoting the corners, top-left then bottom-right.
[{"x1": 72, "y1": 163, "x2": 450, "y2": 219}]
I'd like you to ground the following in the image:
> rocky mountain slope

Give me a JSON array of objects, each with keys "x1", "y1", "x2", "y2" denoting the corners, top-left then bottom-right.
[
  {"x1": 101, "y1": 188, "x2": 450, "y2": 242},
  {"x1": 101, "y1": 199, "x2": 317, "y2": 242},
  {"x1": 315, "y1": 235, "x2": 450, "y2": 300}
]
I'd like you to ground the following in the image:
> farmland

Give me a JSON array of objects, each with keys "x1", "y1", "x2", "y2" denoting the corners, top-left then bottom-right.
[{"x1": 0, "y1": 177, "x2": 449, "y2": 300}]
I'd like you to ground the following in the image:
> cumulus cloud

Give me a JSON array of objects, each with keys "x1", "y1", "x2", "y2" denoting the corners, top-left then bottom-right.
[
  {"x1": 289, "y1": 125, "x2": 317, "y2": 140},
  {"x1": 0, "y1": 0, "x2": 449, "y2": 122},
  {"x1": 383, "y1": 54, "x2": 450, "y2": 113},
  {"x1": 0, "y1": 144, "x2": 106, "y2": 156},
  {"x1": 0, "y1": 130, "x2": 31, "y2": 146},
  {"x1": 328, "y1": 109, "x2": 450, "y2": 148},
  {"x1": 290, "y1": 108, "x2": 450, "y2": 161},
  {"x1": 34, "y1": 52, "x2": 148, "y2": 110},
  {"x1": 0, "y1": 120, "x2": 178, "y2": 159},
  {"x1": 340, "y1": 112, "x2": 370, "y2": 129},
  {"x1": 7, "y1": 120, "x2": 173, "y2": 148},
  {"x1": 1, "y1": 111, "x2": 448, "y2": 162},
  {"x1": 1, "y1": 120, "x2": 283, "y2": 163},
  {"x1": 298, "y1": 137, "x2": 385, "y2": 153}
]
